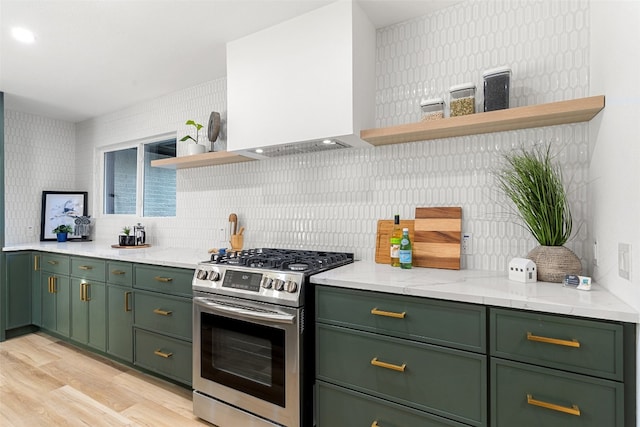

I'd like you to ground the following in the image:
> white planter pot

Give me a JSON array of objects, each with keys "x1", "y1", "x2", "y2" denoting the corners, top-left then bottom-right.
[{"x1": 187, "y1": 143, "x2": 206, "y2": 155}]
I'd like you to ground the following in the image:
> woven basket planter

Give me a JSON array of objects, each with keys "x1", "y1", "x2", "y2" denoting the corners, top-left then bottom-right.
[{"x1": 526, "y1": 245, "x2": 582, "y2": 283}]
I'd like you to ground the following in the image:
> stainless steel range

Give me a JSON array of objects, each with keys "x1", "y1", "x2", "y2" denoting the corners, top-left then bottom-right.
[{"x1": 192, "y1": 248, "x2": 354, "y2": 427}]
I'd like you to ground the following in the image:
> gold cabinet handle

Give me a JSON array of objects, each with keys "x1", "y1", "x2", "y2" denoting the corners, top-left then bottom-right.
[
  {"x1": 34, "y1": 255, "x2": 40, "y2": 271},
  {"x1": 47, "y1": 277, "x2": 52, "y2": 293},
  {"x1": 370, "y1": 357, "x2": 406, "y2": 372},
  {"x1": 371, "y1": 422, "x2": 380, "y2": 427},
  {"x1": 111, "y1": 270, "x2": 126, "y2": 275},
  {"x1": 527, "y1": 332, "x2": 580, "y2": 348},
  {"x1": 527, "y1": 394, "x2": 581, "y2": 416},
  {"x1": 49, "y1": 276, "x2": 57, "y2": 293},
  {"x1": 153, "y1": 308, "x2": 173, "y2": 316},
  {"x1": 80, "y1": 283, "x2": 85, "y2": 301},
  {"x1": 124, "y1": 291, "x2": 132, "y2": 312},
  {"x1": 78, "y1": 265, "x2": 93, "y2": 270},
  {"x1": 371, "y1": 308, "x2": 406, "y2": 319},
  {"x1": 154, "y1": 349, "x2": 173, "y2": 358},
  {"x1": 80, "y1": 283, "x2": 90, "y2": 302},
  {"x1": 154, "y1": 276, "x2": 173, "y2": 283},
  {"x1": 48, "y1": 260, "x2": 59, "y2": 265}
]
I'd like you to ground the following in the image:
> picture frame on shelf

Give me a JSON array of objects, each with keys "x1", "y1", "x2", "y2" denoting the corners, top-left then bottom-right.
[{"x1": 40, "y1": 191, "x2": 88, "y2": 241}]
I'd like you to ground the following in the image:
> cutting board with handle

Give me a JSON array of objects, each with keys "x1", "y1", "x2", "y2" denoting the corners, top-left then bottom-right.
[
  {"x1": 413, "y1": 207, "x2": 462, "y2": 270},
  {"x1": 374, "y1": 220, "x2": 415, "y2": 264}
]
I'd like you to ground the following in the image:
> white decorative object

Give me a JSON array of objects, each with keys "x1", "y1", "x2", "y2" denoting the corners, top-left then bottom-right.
[
  {"x1": 509, "y1": 258, "x2": 537, "y2": 283},
  {"x1": 187, "y1": 143, "x2": 206, "y2": 155}
]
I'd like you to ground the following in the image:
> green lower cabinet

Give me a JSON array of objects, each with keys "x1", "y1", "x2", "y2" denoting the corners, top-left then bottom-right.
[
  {"x1": 317, "y1": 324, "x2": 487, "y2": 426},
  {"x1": 70, "y1": 279, "x2": 106, "y2": 351},
  {"x1": 31, "y1": 253, "x2": 41, "y2": 326},
  {"x1": 317, "y1": 381, "x2": 468, "y2": 427},
  {"x1": 107, "y1": 284, "x2": 133, "y2": 362},
  {"x1": 491, "y1": 358, "x2": 624, "y2": 427},
  {"x1": 5, "y1": 252, "x2": 32, "y2": 330},
  {"x1": 134, "y1": 328, "x2": 192, "y2": 385},
  {"x1": 41, "y1": 274, "x2": 71, "y2": 337}
]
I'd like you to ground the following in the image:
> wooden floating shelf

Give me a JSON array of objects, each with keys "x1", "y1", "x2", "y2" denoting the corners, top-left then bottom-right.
[
  {"x1": 150, "y1": 151, "x2": 256, "y2": 169},
  {"x1": 361, "y1": 95, "x2": 605, "y2": 146}
]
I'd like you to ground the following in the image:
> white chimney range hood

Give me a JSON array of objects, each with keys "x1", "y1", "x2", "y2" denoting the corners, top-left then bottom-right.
[{"x1": 226, "y1": 0, "x2": 376, "y2": 158}]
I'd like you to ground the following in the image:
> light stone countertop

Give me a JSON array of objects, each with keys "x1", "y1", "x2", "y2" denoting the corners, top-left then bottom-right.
[
  {"x1": 2, "y1": 241, "x2": 208, "y2": 270},
  {"x1": 311, "y1": 261, "x2": 639, "y2": 324}
]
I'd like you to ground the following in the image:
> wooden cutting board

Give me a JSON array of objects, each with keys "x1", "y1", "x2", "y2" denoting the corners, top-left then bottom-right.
[
  {"x1": 413, "y1": 207, "x2": 462, "y2": 270},
  {"x1": 374, "y1": 220, "x2": 415, "y2": 264}
]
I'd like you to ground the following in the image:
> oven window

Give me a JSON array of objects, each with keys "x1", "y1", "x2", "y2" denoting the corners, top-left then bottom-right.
[{"x1": 201, "y1": 312, "x2": 286, "y2": 407}]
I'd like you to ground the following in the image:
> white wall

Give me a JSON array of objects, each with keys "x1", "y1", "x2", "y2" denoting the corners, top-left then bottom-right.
[
  {"x1": 66, "y1": 0, "x2": 592, "y2": 273},
  {"x1": 588, "y1": 1, "x2": 640, "y2": 423}
]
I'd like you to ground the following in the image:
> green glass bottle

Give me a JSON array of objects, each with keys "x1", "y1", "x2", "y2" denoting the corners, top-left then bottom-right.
[
  {"x1": 390, "y1": 214, "x2": 401, "y2": 267},
  {"x1": 399, "y1": 227, "x2": 412, "y2": 269}
]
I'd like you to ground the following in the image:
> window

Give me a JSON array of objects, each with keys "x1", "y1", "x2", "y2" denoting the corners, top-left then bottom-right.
[{"x1": 103, "y1": 137, "x2": 176, "y2": 217}]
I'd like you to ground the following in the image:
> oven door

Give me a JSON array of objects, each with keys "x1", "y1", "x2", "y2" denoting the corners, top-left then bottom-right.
[{"x1": 193, "y1": 293, "x2": 301, "y2": 427}]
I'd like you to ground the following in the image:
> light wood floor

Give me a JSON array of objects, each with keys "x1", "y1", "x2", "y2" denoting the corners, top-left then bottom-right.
[{"x1": 0, "y1": 332, "x2": 213, "y2": 426}]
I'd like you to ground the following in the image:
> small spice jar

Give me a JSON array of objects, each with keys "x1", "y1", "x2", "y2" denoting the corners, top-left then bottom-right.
[
  {"x1": 420, "y1": 97, "x2": 444, "y2": 121},
  {"x1": 449, "y1": 83, "x2": 476, "y2": 117},
  {"x1": 483, "y1": 66, "x2": 511, "y2": 112}
]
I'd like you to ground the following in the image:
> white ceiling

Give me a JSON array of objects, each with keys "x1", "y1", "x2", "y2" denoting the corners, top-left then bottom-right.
[{"x1": 0, "y1": 0, "x2": 458, "y2": 123}]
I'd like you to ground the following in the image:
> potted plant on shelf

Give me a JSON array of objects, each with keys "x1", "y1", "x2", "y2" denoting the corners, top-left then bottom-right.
[
  {"x1": 52, "y1": 224, "x2": 73, "y2": 242},
  {"x1": 496, "y1": 143, "x2": 581, "y2": 282},
  {"x1": 119, "y1": 226, "x2": 136, "y2": 246},
  {"x1": 180, "y1": 119, "x2": 206, "y2": 155}
]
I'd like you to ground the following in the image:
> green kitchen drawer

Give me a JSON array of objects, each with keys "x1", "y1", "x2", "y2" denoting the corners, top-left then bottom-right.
[
  {"x1": 134, "y1": 264, "x2": 193, "y2": 297},
  {"x1": 317, "y1": 324, "x2": 487, "y2": 426},
  {"x1": 41, "y1": 253, "x2": 70, "y2": 275},
  {"x1": 491, "y1": 358, "x2": 624, "y2": 427},
  {"x1": 134, "y1": 291, "x2": 192, "y2": 340},
  {"x1": 134, "y1": 328, "x2": 192, "y2": 385},
  {"x1": 106, "y1": 261, "x2": 133, "y2": 287},
  {"x1": 316, "y1": 285, "x2": 486, "y2": 352},
  {"x1": 317, "y1": 381, "x2": 468, "y2": 427},
  {"x1": 490, "y1": 308, "x2": 624, "y2": 381},
  {"x1": 70, "y1": 256, "x2": 106, "y2": 282}
]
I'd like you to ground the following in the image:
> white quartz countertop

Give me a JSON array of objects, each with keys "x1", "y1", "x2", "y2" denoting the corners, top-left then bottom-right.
[
  {"x1": 2, "y1": 241, "x2": 208, "y2": 270},
  {"x1": 311, "y1": 261, "x2": 639, "y2": 324}
]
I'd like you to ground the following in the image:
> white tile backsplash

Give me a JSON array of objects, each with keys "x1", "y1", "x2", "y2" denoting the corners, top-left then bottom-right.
[{"x1": 4, "y1": 0, "x2": 591, "y2": 272}]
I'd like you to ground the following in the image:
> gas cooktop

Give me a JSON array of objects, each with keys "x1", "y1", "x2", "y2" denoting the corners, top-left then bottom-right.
[
  {"x1": 194, "y1": 248, "x2": 354, "y2": 307},
  {"x1": 204, "y1": 248, "x2": 353, "y2": 275}
]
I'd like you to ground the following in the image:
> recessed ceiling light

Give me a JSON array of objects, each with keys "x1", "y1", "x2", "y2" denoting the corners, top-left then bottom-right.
[
  {"x1": 12, "y1": 27, "x2": 36, "y2": 44},
  {"x1": 322, "y1": 139, "x2": 335, "y2": 145},
  {"x1": 255, "y1": 148, "x2": 264, "y2": 154}
]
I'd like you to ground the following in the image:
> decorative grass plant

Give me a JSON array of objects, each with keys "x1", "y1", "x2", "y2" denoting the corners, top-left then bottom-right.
[{"x1": 496, "y1": 143, "x2": 572, "y2": 246}]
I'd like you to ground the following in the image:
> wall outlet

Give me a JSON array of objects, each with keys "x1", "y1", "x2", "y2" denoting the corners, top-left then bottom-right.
[
  {"x1": 462, "y1": 233, "x2": 472, "y2": 255},
  {"x1": 618, "y1": 243, "x2": 631, "y2": 280}
]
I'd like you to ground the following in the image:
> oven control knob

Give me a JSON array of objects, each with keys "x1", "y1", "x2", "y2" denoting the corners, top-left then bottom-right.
[
  {"x1": 261, "y1": 277, "x2": 273, "y2": 289},
  {"x1": 208, "y1": 271, "x2": 220, "y2": 281},
  {"x1": 284, "y1": 280, "x2": 298, "y2": 293},
  {"x1": 273, "y1": 279, "x2": 285, "y2": 291},
  {"x1": 196, "y1": 269, "x2": 208, "y2": 280}
]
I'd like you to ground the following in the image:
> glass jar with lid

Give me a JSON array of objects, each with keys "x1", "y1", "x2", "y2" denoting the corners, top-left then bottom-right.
[
  {"x1": 449, "y1": 83, "x2": 476, "y2": 117},
  {"x1": 420, "y1": 97, "x2": 444, "y2": 121},
  {"x1": 483, "y1": 66, "x2": 511, "y2": 112}
]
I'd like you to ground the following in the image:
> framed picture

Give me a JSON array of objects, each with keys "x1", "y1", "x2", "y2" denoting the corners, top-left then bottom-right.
[{"x1": 40, "y1": 191, "x2": 88, "y2": 241}]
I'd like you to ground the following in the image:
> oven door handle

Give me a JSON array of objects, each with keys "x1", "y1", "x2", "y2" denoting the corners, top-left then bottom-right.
[{"x1": 194, "y1": 298, "x2": 296, "y2": 324}]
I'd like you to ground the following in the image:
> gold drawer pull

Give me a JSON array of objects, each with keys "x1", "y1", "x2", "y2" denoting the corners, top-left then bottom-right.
[
  {"x1": 154, "y1": 276, "x2": 173, "y2": 283},
  {"x1": 78, "y1": 265, "x2": 93, "y2": 270},
  {"x1": 111, "y1": 270, "x2": 126, "y2": 275},
  {"x1": 371, "y1": 422, "x2": 380, "y2": 427},
  {"x1": 124, "y1": 292, "x2": 132, "y2": 312},
  {"x1": 371, "y1": 308, "x2": 406, "y2": 319},
  {"x1": 153, "y1": 308, "x2": 173, "y2": 316},
  {"x1": 527, "y1": 332, "x2": 580, "y2": 348},
  {"x1": 527, "y1": 394, "x2": 581, "y2": 416},
  {"x1": 48, "y1": 260, "x2": 59, "y2": 265},
  {"x1": 154, "y1": 349, "x2": 173, "y2": 358},
  {"x1": 370, "y1": 357, "x2": 406, "y2": 372}
]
